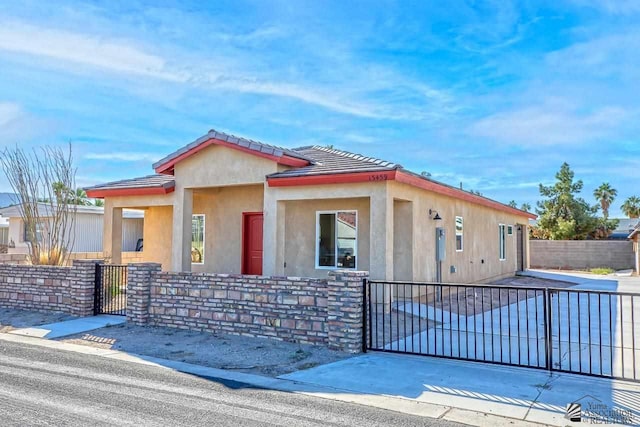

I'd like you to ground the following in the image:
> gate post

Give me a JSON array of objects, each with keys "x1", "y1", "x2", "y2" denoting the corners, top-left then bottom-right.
[
  {"x1": 327, "y1": 270, "x2": 369, "y2": 353},
  {"x1": 71, "y1": 259, "x2": 103, "y2": 317},
  {"x1": 127, "y1": 263, "x2": 161, "y2": 325}
]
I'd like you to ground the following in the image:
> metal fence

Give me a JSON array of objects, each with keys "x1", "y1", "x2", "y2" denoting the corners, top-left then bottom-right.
[
  {"x1": 365, "y1": 280, "x2": 640, "y2": 382},
  {"x1": 95, "y1": 264, "x2": 128, "y2": 316}
]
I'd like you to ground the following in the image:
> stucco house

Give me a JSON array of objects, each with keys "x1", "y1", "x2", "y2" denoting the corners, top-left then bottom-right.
[
  {"x1": 0, "y1": 203, "x2": 144, "y2": 256},
  {"x1": 86, "y1": 129, "x2": 535, "y2": 282},
  {"x1": 629, "y1": 224, "x2": 640, "y2": 275}
]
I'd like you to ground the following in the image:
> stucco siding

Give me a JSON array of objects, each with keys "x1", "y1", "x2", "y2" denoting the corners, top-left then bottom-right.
[
  {"x1": 175, "y1": 145, "x2": 281, "y2": 188},
  {"x1": 283, "y1": 198, "x2": 370, "y2": 278},
  {"x1": 388, "y1": 180, "x2": 529, "y2": 283},
  {"x1": 142, "y1": 206, "x2": 173, "y2": 271},
  {"x1": 192, "y1": 184, "x2": 264, "y2": 274}
]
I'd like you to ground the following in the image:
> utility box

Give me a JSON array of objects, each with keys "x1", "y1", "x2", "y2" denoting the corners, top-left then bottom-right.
[{"x1": 436, "y1": 227, "x2": 446, "y2": 261}]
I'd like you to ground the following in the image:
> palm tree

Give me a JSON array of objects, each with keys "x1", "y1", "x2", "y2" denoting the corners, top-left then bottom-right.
[
  {"x1": 94, "y1": 199, "x2": 104, "y2": 207},
  {"x1": 70, "y1": 188, "x2": 91, "y2": 206},
  {"x1": 520, "y1": 203, "x2": 532, "y2": 212},
  {"x1": 621, "y1": 196, "x2": 640, "y2": 218},
  {"x1": 594, "y1": 183, "x2": 617, "y2": 220}
]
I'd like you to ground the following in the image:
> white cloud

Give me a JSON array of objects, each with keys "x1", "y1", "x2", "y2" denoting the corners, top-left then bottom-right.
[
  {"x1": 0, "y1": 102, "x2": 22, "y2": 127},
  {"x1": 84, "y1": 152, "x2": 160, "y2": 162},
  {"x1": 570, "y1": 0, "x2": 640, "y2": 15},
  {"x1": 0, "y1": 21, "x2": 186, "y2": 82},
  {"x1": 470, "y1": 102, "x2": 632, "y2": 146}
]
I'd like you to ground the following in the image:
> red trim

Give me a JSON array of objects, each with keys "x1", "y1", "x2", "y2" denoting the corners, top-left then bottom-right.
[
  {"x1": 395, "y1": 171, "x2": 537, "y2": 219},
  {"x1": 86, "y1": 186, "x2": 175, "y2": 199},
  {"x1": 241, "y1": 212, "x2": 264, "y2": 275},
  {"x1": 267, "y1": 169, "x2": 535, "y2": 219},
  {"x1": 267, "y1": 170, "x2": 397, "y2": 187},
  {"x1": 155, "y1": 137, "x2": 310, "y2": 174}
]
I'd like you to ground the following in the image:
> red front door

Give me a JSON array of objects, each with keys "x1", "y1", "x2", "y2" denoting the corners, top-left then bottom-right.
[{"x1": 242, "y1": 212, "x2": 264, "y2": 275}]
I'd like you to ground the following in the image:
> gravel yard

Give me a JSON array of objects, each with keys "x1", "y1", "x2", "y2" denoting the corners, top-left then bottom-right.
[{"x1": 59, "y1": 323, "x2": 351, "y2": 377}]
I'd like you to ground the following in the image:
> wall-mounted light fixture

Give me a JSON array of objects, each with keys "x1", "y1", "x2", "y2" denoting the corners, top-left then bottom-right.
[{"x1": 429, "y1": 209, "x2": 442, "y2": 221}]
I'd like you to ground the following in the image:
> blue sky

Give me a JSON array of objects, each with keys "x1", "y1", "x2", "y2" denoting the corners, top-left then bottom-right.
[{"x1": 0, "y1": 1, "x2": 638, "y2": 216}]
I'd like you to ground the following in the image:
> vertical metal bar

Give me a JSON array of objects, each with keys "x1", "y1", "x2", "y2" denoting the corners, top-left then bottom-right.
[
  {"x1": 491, "y1": 288, "x2": 495, "y2": 362},
  {"x1": 507, "y1": 289, "x2": 512, "y2": 364},
  {"x1": 609, "y1": 294, "x2": 614, "y2": 377},
  {"x1": 498, "y1": 288, "x2": 503, "y2": 363},
  {"x1": 578, "y1": 292, "x2": 582, "y2": 373},
  {"x1": 389, "y1": 282, "x2": 393, "y2": 350},
  {"x1": 557, "y1": 291, "x2": 562, "y2": 371},
  {"x1": 480, "y1": 288, "x2": 487, "y2": 361},
  {"x1": 517, "y1": 289, "x2": 521, "y2": 365},
  {"x1": 448, "y1": 285, "x2": 453, "y2": 357},
  {"x1": 599, "y1": 293, "x2": 603, "y2": 376},
  {"x1": 632, "y1": 296, "x2": 636, "y2": 380},
  {"x1": 362, "y1": 279, "x2": 368, "y2": 353},
  {"x1": 464, "y1": 286, "x2": 469, "y2": 358},
  {"x1": 396, "y1": 284, "x2": 400, "y2": 352},
  {"x1": 418, "y1": 285, "x2": 422, "y2": 354},
  {"x1": 368, "y1": 281, "x2": 373, "y2": 350},
  {"x1": 619, "y1": 294, "x2": 623, "y2": 379},
  {"x1": 441, "y1": 285, "x2": 445, "y2": 357},
  {"x1": 588, "y1": 292, "x2": 592, "y2": 374},
  {"x1": 382, "y1": 283, "x2": 386, "y2": 350},
  {"x1": 427, "y1": 285, "x2": 432, "y2": 354},
  {"x1": 471, "y1": 288, "x2": 478, "y2": 360},
  {"x1": 543, "y1": 288, "x2": 551, "y2": 371},
  {"x1": 457, "y1": 285, "x2": 461, "y2": 357},
  {"x1": 402, "y1": 285, "x2": 407, "y2": 353},
  {"x1": 567, "y1": 291, "x2": 572, "y2": 372},
  {"x1": 410, "y1": 285, "x2": 415, "y2": 353},
  {"x1": 535, "y1": 290, "x2": 540, "y2": 367},
  {"x1": 525, "y1": 289, "x2": 530, "y2": 366}
]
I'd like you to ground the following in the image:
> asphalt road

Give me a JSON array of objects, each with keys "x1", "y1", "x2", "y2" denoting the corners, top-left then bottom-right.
[{"x1": 0, "y1": 340, "x2": 467, "y2": 427}]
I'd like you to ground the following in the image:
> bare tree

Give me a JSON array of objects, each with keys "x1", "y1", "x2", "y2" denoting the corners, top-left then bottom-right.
[{"x1": 0, "y1": 144, "x2": 76, "y2": 265}]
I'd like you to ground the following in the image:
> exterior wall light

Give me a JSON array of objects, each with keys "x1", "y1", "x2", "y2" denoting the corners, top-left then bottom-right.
[{"x1": 429, "y1": 209, "x2": 442, "y2": 220}]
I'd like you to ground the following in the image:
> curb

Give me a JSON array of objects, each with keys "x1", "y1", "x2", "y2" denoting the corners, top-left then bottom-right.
[{"x1": 0, "y1": 332, "x2": 550, "y2": 427}]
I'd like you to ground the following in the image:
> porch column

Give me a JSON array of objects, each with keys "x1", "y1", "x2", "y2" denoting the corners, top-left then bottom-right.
[
  {"x1": 103, "y1": 199, "x2": 122, "y2": 264},
  {"x1": 263, "y1": 187, "x2": 285, "y2": 276},
  {"x1": 369, "y1": 187, "x2": 394, "y2": 280},
  {"x1": 171, "y1": 187, "x2": 193, "y2": 272}
]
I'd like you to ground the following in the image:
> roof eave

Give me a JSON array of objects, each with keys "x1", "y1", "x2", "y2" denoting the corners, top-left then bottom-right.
[{"x1": 86, "y1": 185, "x2": 175, "y2": 199}]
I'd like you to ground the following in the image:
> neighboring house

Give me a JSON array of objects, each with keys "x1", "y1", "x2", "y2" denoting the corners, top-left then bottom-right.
[
  {"x1": 0, "y1": 193, "x2": 18, "y2": 248},
  {"x1": 629, "y1": 224, "x2": 640, "y2": 275},
  {"x1": 86, "y1": 129, "x2": 535, "y2": 282},
  {"x1": 609, "y1": 218, "x2": 640, "y2": 240},
  {"x1": 0, "y1": 203, "x2": 144, "y2": 255}
]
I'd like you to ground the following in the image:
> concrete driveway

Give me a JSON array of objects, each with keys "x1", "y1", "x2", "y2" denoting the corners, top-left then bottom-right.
[
  {"x1": 521, "y1": 269, "x2": 640, "y2": 293},
  {"x1": 281, "y1": 352, "x2": 640, "y2": 426}
]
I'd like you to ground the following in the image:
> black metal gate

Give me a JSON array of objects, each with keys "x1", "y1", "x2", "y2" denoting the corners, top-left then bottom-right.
[
  {"x1": 364, "y1": 280, "x2": 640, "y2": 382},
  {"x1": 95, "y1": 264, "x2": 128, "y2": 316}
]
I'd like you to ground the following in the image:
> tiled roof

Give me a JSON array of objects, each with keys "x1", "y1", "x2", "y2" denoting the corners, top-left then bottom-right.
[
  {"x1": 84, "y1": 174, "x2": 175, "y2": 192},
  {"x1": 269, "y1": 145, "x2": 399, "y2": 178},
  {"x1": 152, "y1": 128, "x2": 315, "y2": 171}
]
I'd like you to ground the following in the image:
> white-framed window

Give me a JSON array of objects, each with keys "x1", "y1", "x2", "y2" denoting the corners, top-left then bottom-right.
[
  {"x1": 316, "y1": 211, "x2": 357, "y2": 269},
  {"x1": 23, "y1": 220, "x2": 46, "y2": 244},
  {"x1": 192, "y1": 214, "x2": 205, "y2": 264},
  {"x1": 499, "y1": 224, "x2": 506, "y2": 260},
  {"x1": 455, "y1": 216, "x2": 463, "y2": 252},
  {"x1": 507, "y1": 225, "x2": 514, "y2": 235}
]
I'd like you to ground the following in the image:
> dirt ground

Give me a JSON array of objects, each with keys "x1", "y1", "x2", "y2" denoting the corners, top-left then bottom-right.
[
  {"x1": 0, "y1": 308, "x2": 77, "y2": 333},
  {"x1": 59, "y1": 323, "x2": 351, "y2": 377}
]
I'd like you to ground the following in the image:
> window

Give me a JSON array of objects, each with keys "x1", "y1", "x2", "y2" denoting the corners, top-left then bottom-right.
[
  {"x1": 499, "y1": 224, "x2": 506, "y2": 260},
  {"x1": 316, "y1": 211, "x2": 357, "y2": 269},
  {"x1": 192, "y1": 215, "x2": 205, "y2": 264},
  {"x1": 455, "y1": 216, "x2": 463, "y2": 252},
  {"x1": 507, "y1": 225, "x2": 513, "y2": 235},
  {"x1": 23, "y1": 221, "x2": 45, "y2": 244}
]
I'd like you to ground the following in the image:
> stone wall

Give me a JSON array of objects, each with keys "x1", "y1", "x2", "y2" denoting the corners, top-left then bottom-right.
[
  {"x1": 530, "y1": 240, "x2": 634, "y2": 270},
  {"x1": 127, "y1": 263, "x2": 366, "y2": 353},
  {"x1": 0, "y1": 251, "x2": 143, "y2": 266},
  {"x1": 0, "y1": 260, "x2": 98, "y2": 316}
]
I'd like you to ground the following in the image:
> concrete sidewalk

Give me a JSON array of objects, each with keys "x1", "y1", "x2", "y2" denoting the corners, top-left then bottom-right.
[
  {"x1": 8, "y1": 315, "x2": 125, "y2": 339},
  {"x1": 281, "y1": 352, "x2": 640, "y2": 426}
]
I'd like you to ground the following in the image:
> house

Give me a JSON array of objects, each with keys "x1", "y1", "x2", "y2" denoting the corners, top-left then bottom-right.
[
  {"x1": 629, "y1": 224, "x2": 640, "y2": 275},
  {"x1": 0, "y1": 193, "x2": 18, "y2": 248},
  {"x1": 85, "y1": 129, "x2": 535, "y2": 282},
  {"x1": 609, "y1": 218, "x2": 640, "y2": 240},
  {"x1": 0, "y1": 203, "x2": 144, "y2": 257}
]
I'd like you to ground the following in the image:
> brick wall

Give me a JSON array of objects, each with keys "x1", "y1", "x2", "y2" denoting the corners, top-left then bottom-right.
[
  {"x1": 530, "y1": 240, "x2": 634, "y2": 270},
  {"x1": 0, "y1": 260, "x2": 98, "y2": 316},
  {"x1": 128, "y1": 264, "x2": 367, "y2": 353}
]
